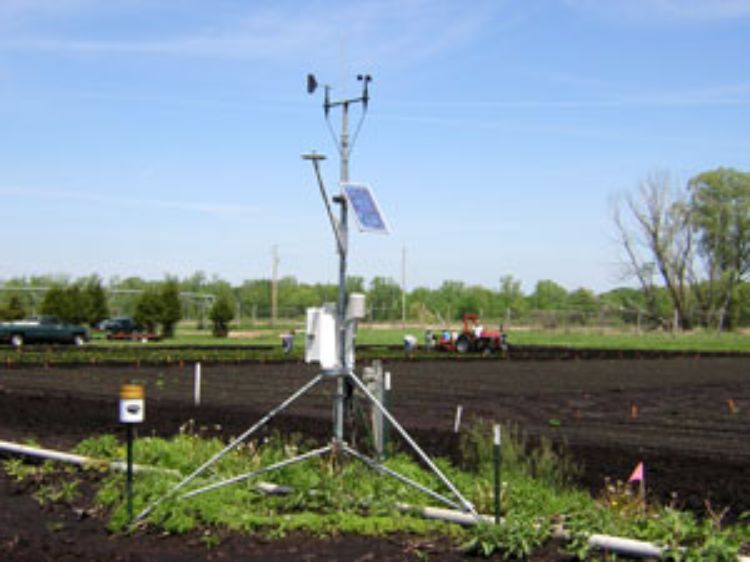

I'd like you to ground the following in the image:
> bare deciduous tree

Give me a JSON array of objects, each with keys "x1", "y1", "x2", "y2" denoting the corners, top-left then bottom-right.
[{"x1": 613, "y1": 172, "x2": 695, "y2": 329}]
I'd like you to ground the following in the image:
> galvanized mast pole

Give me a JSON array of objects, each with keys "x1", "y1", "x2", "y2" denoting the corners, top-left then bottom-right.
[
  {"x1": 307, "y1": 73, "x2": 368, "y2": 444},
  {"x1": 334, "y1": 99, "x2": 350, "y2": 442}
]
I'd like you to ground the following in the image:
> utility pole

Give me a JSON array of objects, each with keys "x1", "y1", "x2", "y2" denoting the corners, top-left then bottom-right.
[
  {"x1": 271, "y1": 245, "x2": 279, "y2": 327},
  {"x1": 401, "y1": 246, "x2": 407, "y2": 329}
]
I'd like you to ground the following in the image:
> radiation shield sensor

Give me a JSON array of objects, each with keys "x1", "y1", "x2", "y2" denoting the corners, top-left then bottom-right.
[
  {"x1": 341, "y1": 183, "x2": 389, "y2": 234},
  {"x1": 305, "y1": 305, "x2": 340, "y2": 370}
]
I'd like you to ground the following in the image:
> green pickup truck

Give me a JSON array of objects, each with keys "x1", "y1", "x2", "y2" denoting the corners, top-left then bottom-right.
[{"x1": 0, "y1": 316, "x2": 89, "y2": 348}]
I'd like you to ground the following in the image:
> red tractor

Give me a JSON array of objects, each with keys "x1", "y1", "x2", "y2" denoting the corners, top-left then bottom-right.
[{"x1": 434, "y1": 313, "x2": 508, "y2": 354}]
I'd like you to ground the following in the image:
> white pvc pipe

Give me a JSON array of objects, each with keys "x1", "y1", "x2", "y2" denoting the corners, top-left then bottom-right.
[
  {"x1": 588, "y1": 534, "x2": 750, "y2": 562},
  {"x1": 397, "y1": 502, "x2": 494, "y2": 526},
  {"x1": 588, "y1": 534, "x2": 662, "y2": 558},
  {"x1": 0, "y1": 439, "x2": 285, "y2": 493},
  {"x1": 1, "y1": 439, "x2": 94, "y2": 465},
  {"x1": 255, "y1": 481, "x2": 293, "y2": 495},
  {"x1": 0, "y1": 440, "x2": 293, "y2": 495},
  {"x1": 0, "y1": 439, "x2": 176, "y2": 475}
]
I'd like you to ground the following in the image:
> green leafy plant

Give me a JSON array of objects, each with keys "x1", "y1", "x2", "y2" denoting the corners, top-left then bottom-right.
[
  {"x1": 462, "y1": 515, "x2": 550, "y2": 559},
  {"x1": 33, "y1": 479, "x2": 80, "y2": 505},
  {"x1": 3, "y1": 458, "x2": 37, "y2": 482},
  {"x1": 74, "y1": 434, "x2": 121, "y2": 459}
]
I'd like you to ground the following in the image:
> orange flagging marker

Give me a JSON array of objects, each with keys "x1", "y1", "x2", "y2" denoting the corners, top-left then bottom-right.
[{"x1": 727, "y1": 399, "x2": 738, "y2": 415}]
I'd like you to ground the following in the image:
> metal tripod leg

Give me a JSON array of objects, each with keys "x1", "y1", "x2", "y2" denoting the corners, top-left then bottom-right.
[
  {"x1": 133, "y1": 373, "x2": 325, "y2": 524},
  {"x1": 342, "y1": 445, "x2": 462, "y2": 511},
  {"x1": 346, "y1": 372, "x2": 478, "y2": 516},
  {"x1": 181, "y1": 444, "x2": 333, "y2": 500}
]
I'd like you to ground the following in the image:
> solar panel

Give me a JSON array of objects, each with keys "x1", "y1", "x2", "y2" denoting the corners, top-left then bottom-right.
[{"x1": 341, "y1": 183, "x2": 389, "y2": 234}]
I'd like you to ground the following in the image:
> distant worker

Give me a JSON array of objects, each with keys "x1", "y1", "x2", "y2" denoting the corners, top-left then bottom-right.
[
  {"x1": 403, "y1": 334, "x2": 417, "y2": 353},
  {"x1": 499, "y1": 324, "x2": 509, "y2": 352},
  {"x1": 474, "y1": 323, "x2": 483, "y2": 337},
  {"x1": 424, "y1": 329, "x2": 434, "y2": 349},
  {"x1": 281, "y1": 330, "x2": 295, "y2": 354}
]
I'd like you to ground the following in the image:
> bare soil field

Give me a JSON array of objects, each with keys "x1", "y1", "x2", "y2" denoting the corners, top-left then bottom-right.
[{"x1": 1, "y1": 356, "x2": 748, "y2": 560}]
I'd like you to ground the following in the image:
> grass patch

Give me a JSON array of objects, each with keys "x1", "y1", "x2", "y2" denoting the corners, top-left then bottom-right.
[
  {"x1": 50, "y1": 423, "x2": 748, "y2": 559},
  {"x1": 509, "y1": 328, "x2": 750, "y2": 353}
]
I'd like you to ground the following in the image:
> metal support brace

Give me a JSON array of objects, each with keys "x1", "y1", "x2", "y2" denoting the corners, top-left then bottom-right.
[
  {"x1": 346, "y1": 371, "x2": 477, "y2": 516},
  {"x1": 133, "y1": 373, "x2": 324, "y2": 524},
  {"x1": 342, "y1": 445, "x2": 462, "y2": 511},
  {"x1": 181, "y1": 445, "x2": 332, "y2": 500}
]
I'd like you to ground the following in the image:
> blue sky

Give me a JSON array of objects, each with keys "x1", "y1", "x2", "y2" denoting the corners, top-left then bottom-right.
[{"x1": 1, "y1": 0, "x2": 748, "y2": 293}]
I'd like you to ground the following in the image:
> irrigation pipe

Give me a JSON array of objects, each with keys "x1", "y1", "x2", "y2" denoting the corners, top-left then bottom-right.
[
  {"x1": 0, "y1": 439, "x2": 290, "y2": 495},
  {"x1": 0, "y1": 439, "x2": 172, "y2": 474},
  {"x1": 397, "y1": 502, "x2": 495, "y2": 526}
]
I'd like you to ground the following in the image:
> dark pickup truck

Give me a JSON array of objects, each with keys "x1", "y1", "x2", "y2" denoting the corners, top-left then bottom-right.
[
  {"x1": 99, "y1": 316, "x2": 160, "y2": 342},
  {"x1": 0, "y1": 316, "x2": 90, "y2": 347}
]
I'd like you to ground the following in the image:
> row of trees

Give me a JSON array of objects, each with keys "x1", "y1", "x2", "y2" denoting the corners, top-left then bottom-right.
[
  {"x1": 614, "y1": 168, "x2": 750, "y2": 330},
  {"x1": 5, "y1": 271, "x2": 746, "y2": 333},
  {"x1": 0, "y1": 275, "x2": 238, "y2": 338},
  {"x1": 0, "y1": 276, "x2": 188, "y2": 337}
]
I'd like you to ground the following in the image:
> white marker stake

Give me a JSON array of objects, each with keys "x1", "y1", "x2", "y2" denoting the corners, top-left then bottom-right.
[
  {"x1": 494, "y1": 423, "x2": 501, "y2": 523},
  {"x1": 194, "y1": 362, "x2": 202, "y2": 406},
  {"x1": 384, "y1": 372, "x2": 392, "y2": 456},
  {"x1": 454, "y1": 405, "x2": 463, "y2": 433}
]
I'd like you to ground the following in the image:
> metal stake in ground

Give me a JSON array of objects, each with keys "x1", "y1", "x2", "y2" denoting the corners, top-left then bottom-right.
[{"x1": 119, "y1": 384, "x2": 145, "y2": 523}]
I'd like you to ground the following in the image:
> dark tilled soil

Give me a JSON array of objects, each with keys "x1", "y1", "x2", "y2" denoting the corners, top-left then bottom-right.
[{"x1": 1, "y1": 357, "x2": 749, "y2": 561}]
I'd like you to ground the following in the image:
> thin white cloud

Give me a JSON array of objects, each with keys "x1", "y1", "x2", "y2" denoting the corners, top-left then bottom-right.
[
  {"x1": 377, "y1": 105, "x2": 750, "y2": 153},
  {"x1": 382, "y1": 80, "x2": 750, "y2": 111},
  {"x1": 0, "y1": 0, "x2": 144, "y2": 31},
  {"x1": 0, "y1": 0, "x2": 89, "y2": 20},
  {"x1": 563, "y1": 0, "x2": 750, "y2": 24},
  {"x1": 0, "y1": 186, "x2": 257, "y2": 216},
  {"x1": 623, "y1": 82, "x2": 750, "y2": 106},
  {"x1": 0, "y1": 0, "x2": 511, "y2": 66}
]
